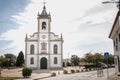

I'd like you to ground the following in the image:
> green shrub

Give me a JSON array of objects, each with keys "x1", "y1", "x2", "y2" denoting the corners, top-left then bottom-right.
[
  {"x1": 51, "y1": 72, "x2": 56, "y2": 77},
  {"x1": 71, "y1": 69, "x2": 75, "y2": 73},
  {"x1": 63, "y1": 70, "x2": 68, "y2": 74},
  {"x1": 22, "y1": 67, "x2": 32, "y2": 78}
]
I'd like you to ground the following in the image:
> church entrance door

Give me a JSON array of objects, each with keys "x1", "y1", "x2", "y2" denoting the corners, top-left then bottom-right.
[{"x1": 40, "y1": 57, "x2": 47, "y2": 69}]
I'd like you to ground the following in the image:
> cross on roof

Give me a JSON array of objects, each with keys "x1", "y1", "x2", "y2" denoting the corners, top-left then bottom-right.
[{"x1": 43, "y1": 1, "x2": 46, "y2": 6}]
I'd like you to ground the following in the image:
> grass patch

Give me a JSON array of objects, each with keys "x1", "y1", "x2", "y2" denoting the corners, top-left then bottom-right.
[{"x1": 0, "y1": 77, "x2": 21, "y2": 80}]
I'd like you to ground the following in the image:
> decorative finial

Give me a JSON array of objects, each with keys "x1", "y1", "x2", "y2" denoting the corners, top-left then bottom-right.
[
  {"x1": 25, "y1": 34, "x2": 28, "y2": 40},
  {"x1": 43, "y1": 1, "x2": 46, "y2": 9},
  {"x1": 43, "y1": 1, "x2": 46, "y2": 6}
]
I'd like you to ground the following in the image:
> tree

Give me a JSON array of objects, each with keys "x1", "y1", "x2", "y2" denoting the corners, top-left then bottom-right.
[
  {"x1": 3, "y1": 54, "x2": 16, "y2": 67},
  {"x1": 0, "y1": 56, "x2": 7, "y2": 67},
  {"x1": 71, "y1": 55, "x2": 80, "y2": 66},
  {"x1": 0, "y1": 56, "x2": 7, "y2": 77},
  {"x1": 16, "y1": 51, "x2": 24, "y2": 67},
  {"x1": 84, "y1": 53, "x2": 94, "y2": 63},
  {"x1": 93, "y1": 53, "x2": 104, "y2": 62}
]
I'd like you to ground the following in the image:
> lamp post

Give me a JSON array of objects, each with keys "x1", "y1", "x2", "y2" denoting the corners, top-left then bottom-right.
[{"x1": 102, "y1": 0, "x2": 120, "y2": 11}]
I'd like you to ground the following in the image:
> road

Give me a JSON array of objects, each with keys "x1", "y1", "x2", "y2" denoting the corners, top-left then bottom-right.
[{"x1": 40, "y1": 68, "x2": 115, "y2": 80}]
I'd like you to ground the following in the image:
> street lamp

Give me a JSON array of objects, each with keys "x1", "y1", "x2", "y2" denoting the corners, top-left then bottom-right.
[{"x1": 102, "y1": 0, "x2": 120, "y2": 11}]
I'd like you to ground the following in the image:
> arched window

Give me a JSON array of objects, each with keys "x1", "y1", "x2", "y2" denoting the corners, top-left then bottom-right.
[
  {"x1": 54, "y1": 57, "x2": 57, "y2": 64},
  {"x1": 30, "y1": 57, "x2": 34, "y2": 64},
  {"x1": 54, "y1": 44, "x2": 58, "y2": 54},
  {"x1": 30, "y1": 45, "x2": 34, "y2": 54},
  {"x1": 42, "y1": 22, "x2": 46, "y2": 30}
]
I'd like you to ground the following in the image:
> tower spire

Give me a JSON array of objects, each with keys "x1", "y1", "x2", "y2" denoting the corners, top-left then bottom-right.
[
  {"x1": 40, "y1": 1, "x2": 47, "y2": 15},
  {"x1": 43, "y1": 1, "x2": 46, "y2": 10}
]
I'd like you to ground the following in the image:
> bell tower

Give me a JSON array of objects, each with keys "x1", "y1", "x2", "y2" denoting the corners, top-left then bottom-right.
[{"x1": 37, "y1": 3, "x2": 51, "y2": 33}]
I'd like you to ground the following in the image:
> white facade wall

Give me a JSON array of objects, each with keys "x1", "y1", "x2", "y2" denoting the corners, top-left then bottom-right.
[
  {"x1": 27, "y1": 41, "x2": 38, "y2": 54},
  {"x1": 25, "y1": 6, "x2": 63, "y2": 70},
  {"x1": 50, "y1": 55, "x2": 62, "y2": 67},
  {"x1": 26, "y1": 55, "x2": 37, "y2": 67},
  {"x1": 29, "y1": 33, "x2": 38, "y2": 40},
  {"x1": 50, "y1": 33, "x2": 59, "y2": 40},
  {"x1": 50, "y1": 41, "x2": 61, "y2": 54},
  {"x1": 110, "y1": 15, "x2": 120, "y2": 73}
]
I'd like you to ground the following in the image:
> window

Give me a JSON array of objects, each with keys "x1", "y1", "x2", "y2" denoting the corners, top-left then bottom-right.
[
  {"x1": 30, "y1": 45, "x2": 34, "y2": 54},
  {"x1": 116, "y1": 38, "x2": 118, "y2": 51},
  {"x1": 30, "y1": 57, "x2": 34, "y2": 64},
  {"x1": 41, "y1": 42, "x2": 46, "y2": 50},
  {"x1": 54, "y1": 57, "x2": 57, "y2": 64},
  {"x1": 42, "y1": 22, "x2": 46, "y2": 30},
  {"x1": 54, "y1": 44, "x2": 58, "y2": 54}
]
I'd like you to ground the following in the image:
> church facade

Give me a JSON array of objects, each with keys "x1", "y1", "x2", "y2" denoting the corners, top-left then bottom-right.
[{"x1": 25, "y1": 5, "x2": 63, "y2": 70}]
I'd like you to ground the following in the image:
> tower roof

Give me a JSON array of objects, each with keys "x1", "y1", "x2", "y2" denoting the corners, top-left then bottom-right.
[
  {"x1": 41, "y1": 5, "x2": 47, "y2": 15},
  {"x1": 37, "y1": 3, "x2": 51, "y2": 20}
]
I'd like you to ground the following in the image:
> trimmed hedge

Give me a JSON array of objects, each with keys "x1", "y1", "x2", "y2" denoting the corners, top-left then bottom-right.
[
  {"x1": 51, "y1": 72, "x2": 56, "y2": 77},
  {"x1": 22, "y1": 67, "x2": 32, "y2": 78},
  {"x1": 71, "y1": 69, "x2": 75, "y2": 73},
  {"x1": 63, "y1": 70, "x2": 68, "y2": 74},
  {"x1": 76, "y1": 70, "x2": 80, "y2": 73}
]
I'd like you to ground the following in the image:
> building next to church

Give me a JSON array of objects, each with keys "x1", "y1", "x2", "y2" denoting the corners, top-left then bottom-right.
[
  {"x1": 25, "y1": 5, "x2": 64, "y2": 70},
  {"x1": 109, "y1": 11, "x2": 120, "y2": 73}
]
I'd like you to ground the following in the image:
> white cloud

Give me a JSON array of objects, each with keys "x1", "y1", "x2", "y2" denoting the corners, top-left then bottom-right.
[{"x1": 0, "y1": 0, "x2": 117, "y2": 58}]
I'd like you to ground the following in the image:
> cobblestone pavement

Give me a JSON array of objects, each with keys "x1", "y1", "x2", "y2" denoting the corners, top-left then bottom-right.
[
  {"x1": 108, "y1": 73, "x2": 120, "y2": 80},
  {"x1": 40, "y1": 68, "x2": 115, "y2": 80}
]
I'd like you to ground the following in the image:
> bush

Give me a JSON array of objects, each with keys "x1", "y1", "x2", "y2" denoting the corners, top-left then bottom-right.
[
  {"x1": 81, "y1": 69, "x2": 84, "y2": 72},
  {"x1": 63, "y1": 70, "x2": 68, "y2": 74},
  {"x1": 85, "y1": 68, "x2": 88, "y2": 71},
  {"x1": 22, "y1": 68, "x2": 32, "y2": 78},
  {"x1": 51, "y1": 72, "x2": 56, "y2": 77},
  {"x1": 76, "y1": 70, "x2": 80, "y2": 73},
  {"x1": 71, "y1": 69, "x2": 75, "y2": 73}
]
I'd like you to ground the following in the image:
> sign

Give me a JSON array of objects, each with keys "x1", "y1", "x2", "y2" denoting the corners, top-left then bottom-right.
[
  {"x1": 97, "y1": 68, "x2": 104, "y2": 77},
  {"x1": 104, "y1": 52, "x2": 109, "y2": 58}
]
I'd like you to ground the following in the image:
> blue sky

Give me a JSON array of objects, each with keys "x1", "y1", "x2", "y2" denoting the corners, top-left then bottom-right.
[
  {"x1": 0, "y1": 0, "x2": 30, "y2": 54},
  {"x1": 0, "y1": 0, "x2": 118, "y2": 58},
  {"x1": 0, "y1": 0, "x2": 30, "y2": 33}
]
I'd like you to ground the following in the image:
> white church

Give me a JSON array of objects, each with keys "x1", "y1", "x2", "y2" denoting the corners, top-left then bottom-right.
[{"x1": 25, "y1": 4, "x2": 64, "y2": 70}]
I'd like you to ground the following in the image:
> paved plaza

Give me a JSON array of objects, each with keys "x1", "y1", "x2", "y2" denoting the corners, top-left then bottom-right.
[
  {"x1": 40, "y1": 68, "x2": 115, "y2": 80},
  {"x1": 1, "y1": 67, "x2": 117, "y2": 80}
]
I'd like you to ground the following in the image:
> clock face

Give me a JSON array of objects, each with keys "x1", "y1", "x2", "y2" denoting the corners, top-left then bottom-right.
[{"x1": 42, "y1": 35, "x2": 46, "y2": 39}]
